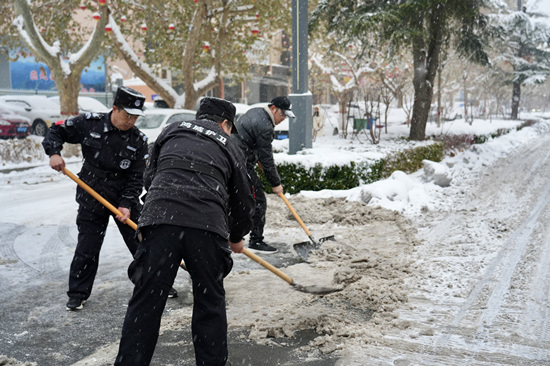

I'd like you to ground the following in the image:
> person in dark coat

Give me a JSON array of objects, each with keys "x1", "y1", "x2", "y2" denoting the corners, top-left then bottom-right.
[
  {"x1": 231, "y1": 96, "x2": 295, "y2": 253},
  {"x1": 114, "y1": 97, "x2": 254, "y2": 366},
  {"x1": 42, "y1": 86, "x2": 177, "y2": 311}
]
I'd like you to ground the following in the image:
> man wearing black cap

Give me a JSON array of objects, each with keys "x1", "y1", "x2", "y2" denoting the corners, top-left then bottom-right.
[
  {"x1": 232, "y1": 95, "x2": 295, "y2": 253},
  {"x1": 42, "y1": 86, "x2": 156, "y2": 311},
  {"x1": 115, "y1": 97, "x2": 254, "y2": 366}
]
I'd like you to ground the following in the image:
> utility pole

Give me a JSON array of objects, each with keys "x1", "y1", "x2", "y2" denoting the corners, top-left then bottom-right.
[{"x1": 289, "y1": 0, "x2": 312, "y2": 154}]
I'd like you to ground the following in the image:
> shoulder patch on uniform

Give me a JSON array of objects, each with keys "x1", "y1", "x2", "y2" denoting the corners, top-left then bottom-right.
[{"x1": 85, "y1": 112, "x2": 104, "y2": 120}]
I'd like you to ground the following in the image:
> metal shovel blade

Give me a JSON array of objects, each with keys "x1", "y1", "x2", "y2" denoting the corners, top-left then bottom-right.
[
  {"x1": 293, "y1": 235, "x2": 335, "y2": 261},
  {"x1": 241, "y1": 248, "x2": 341, "y2": 295},
  {"x1": 293, "y1": 283, "x2": 342, "y2": 295}
]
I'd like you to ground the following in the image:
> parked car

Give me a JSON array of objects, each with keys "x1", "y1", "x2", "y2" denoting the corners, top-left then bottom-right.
[
  {"x1": 233, "y1": 102, "x2": 251, "y2": 122},
  {"x1": 134, "y1": 108, "x2": 196, "y2": 144},
  {"x1": 152, "y1": 95, "x2": 170, "y2": 109},
  {"x1": 48, "y1": 96, "x2": 110, "y2": 114},
  {"x1": 0, "y1": 106, "x2": 32, "y2": 139},
  {"x1": 0, "y1": 95, "x2": 62, "y2": 137}
]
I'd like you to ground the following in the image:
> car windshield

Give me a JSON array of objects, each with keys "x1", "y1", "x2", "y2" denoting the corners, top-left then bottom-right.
[
  {"x1": 135, "y1": 114, "x2": 165, "y2": 129},
  {"x1": 167, "y1": 113, "x2": 195, "y2": 124},
  {"x1": 78, "y1": 98, "x2": 110, "y2": 112}
]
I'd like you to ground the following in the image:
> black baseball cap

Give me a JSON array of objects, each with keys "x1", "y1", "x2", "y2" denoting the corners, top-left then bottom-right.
[
  {"x1": 114, "y1": 86, "x2": 146, "y2": 116},
  {"x1": 269, "y1": 96, "x2": 295, "y2": 118},
  {"x1": 196, "y1": 97, "x2": 237, "y2": 132}
]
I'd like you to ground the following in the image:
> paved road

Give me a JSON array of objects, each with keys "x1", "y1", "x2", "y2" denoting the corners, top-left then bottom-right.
[{"x1": 0, "y1": 162, "x2": 339, "y2": 365}]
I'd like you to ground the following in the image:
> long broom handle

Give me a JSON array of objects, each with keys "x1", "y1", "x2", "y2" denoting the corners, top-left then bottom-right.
[{"x1": 256, "y1": 162, "x2": 314, "y2": 238}]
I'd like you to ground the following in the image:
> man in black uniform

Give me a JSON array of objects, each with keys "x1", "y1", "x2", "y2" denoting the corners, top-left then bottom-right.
[
  {"x1": 114, "y1": 97, "x2": 254, "y2": 366},
  {"x1": 232, "y1": 96, "x2": 295, "y2": 253},
  {"x1": 42, "y1": 86, "x2": 153, "y2": 311}
]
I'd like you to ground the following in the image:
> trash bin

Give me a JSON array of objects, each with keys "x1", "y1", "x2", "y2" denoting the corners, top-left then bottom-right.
[
  {"x1": 354, "y1": 118, "x2": 367, "y2": 131},
  {"x1": 353, "y1": 118, "x2": 374, "y2": 130}
]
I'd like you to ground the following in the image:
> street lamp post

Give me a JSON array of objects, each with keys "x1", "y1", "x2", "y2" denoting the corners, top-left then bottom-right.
[{"x1": 289, "y1": 0, "x2": 312, "y2": 154}]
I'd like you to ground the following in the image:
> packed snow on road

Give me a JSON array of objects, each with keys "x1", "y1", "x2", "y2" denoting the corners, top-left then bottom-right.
[{"x1": 1, "y1": 113, "x2": 550, "y2": 365}]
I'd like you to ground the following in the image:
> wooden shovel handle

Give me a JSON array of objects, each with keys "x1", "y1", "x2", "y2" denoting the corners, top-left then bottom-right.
[
  {"x1": 63, "y1": 168, "x2": 137, "y2": 230},
  {"x1": 278, "y1": 194, "x2": 312, "y2": 237},
  {"x1": 256, "y1": 162, "x2": 314, "y2": 239},
  {"x1": 241, "y1": 248, "x2": 294, "y2": 285},
  {"x1": 63, "y1": 167, "x2": 191, "y2": 270}
]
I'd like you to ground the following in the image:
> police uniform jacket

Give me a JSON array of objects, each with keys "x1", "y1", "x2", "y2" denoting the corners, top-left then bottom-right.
[
  {"x1": 232, "y1": 106, "x2": 281, "y2": 187},
  {"x1": 140, "y1": 118, "x2": 254, "y2": 243},
  {"x1": 42, "y1": 112, "x2": 149, "y2": 209}
]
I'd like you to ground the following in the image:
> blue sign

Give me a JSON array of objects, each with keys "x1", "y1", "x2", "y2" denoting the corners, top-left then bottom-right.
[{"x1": 9, "y1": 50, "x2": 105, "y2": 92}]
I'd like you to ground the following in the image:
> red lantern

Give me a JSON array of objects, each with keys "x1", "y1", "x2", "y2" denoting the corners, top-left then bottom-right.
[
  {"x1": 194, "y1": 0, "x2": 199, "y2": 3},
  {"x1": 141, "y1": 23, "x2": 147, "y2": 31},
  {"x1": 251, "y1": 26, "x2": 259, "y2": 37},
  {"x1": 98, "y1": 0, "x2": 106, "y2": 6},
  {"x1": 168, "y1": 23, "x2": 175, "y2": 32},
  {"x1": 202, "y1": 42, "x2": 210, "y2": 52},
  {"x1": 120, "y1": 15, "x2": 127, "y2": 22},
  {"x1": 92, "y1": 12, "x2": 101, "y2": 21},
  {"x1": 256, "y1": 13, "x2": 260, "y2": 20},
  {"x1": 40, "y1": 27, "x2": 46, "y2": 32},
  {"x1": 80, "y1": 4, "x2": 86, "y2": 10},
  {"x1": 105, "y1": 25, "x2": 112, "y2": 33}
]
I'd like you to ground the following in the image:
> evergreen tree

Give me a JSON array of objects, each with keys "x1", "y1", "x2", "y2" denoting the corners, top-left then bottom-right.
[
  {"x1": 490, "y1": 3, "x2": 550, "y2": 119},
  {"x1": 311, "y1": 0, "x2": 494, "y2": 141}
]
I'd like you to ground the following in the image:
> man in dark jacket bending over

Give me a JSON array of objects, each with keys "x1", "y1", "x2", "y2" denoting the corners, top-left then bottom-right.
[
  {"x1": 232, "y1": 96, "x2": 295, "y2": 253},
  {"x1": 115, "y1": 97, "x2": 254, "y2": 366}
]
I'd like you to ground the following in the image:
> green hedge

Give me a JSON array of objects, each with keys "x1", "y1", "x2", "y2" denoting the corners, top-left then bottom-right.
[
  {"x1": 258, "y1": 142, "x2": 445, "y2": 194},
  {"x1": 259, "y1": 123, "x2": 523, "y2": 194}
]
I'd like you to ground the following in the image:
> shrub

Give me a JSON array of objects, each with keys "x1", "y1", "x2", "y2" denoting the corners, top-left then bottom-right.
[
  {"x1": 0, "y1": 138, "x2": 81, "y2": 166},
  {"x1": 0, "y1": 138, "x2": 45, "y2": 165},
  {"x1": 380, "y1": 143, "x2": 445, "y2": 179},
  {"x1": 258, "y1": 142, "x2": 445, "y2": 194}
]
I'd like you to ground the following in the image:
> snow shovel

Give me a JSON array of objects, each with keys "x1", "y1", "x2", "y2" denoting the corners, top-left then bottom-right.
[
  {"x1": 278, "y1": 194, "x2": 335, "y2": 261},
  {"x1": 63, "y1": 167, "x2": 187, "y2": 270},
  {"x1": 241, "y1": 248, "x2": 341, "y2": 295}
]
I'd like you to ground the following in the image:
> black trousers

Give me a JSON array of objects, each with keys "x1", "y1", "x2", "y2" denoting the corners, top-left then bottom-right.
[
  {"x1": 67, "y1": 194, "x2": 139, "y2": 300},
  {"x1": 248, "y1": 167, "x2": 267, "y2": 243},
  {"x1": 115, "y1": 225, "x2": 233, "y2": 366}
]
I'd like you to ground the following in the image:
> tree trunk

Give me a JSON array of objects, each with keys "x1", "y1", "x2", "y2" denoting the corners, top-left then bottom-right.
[
  {"x1": 408, "y1": 5, "x2": 446, "y2": 141},
  {"x1": 409, "y1": 42, "x2": 433, "y2": 140},
  {"x1": 338, "y1": 96, "x2": 347, "y2": 138},
  {"x1": 437, "y1": 68, "x2": 442, "y2": 128},
  {"x1": 56, "y1": 73, "x2": 82, "y2": 117},
  {"x1": 511, "y1": 80, "x2": 521, "y2": 120}
]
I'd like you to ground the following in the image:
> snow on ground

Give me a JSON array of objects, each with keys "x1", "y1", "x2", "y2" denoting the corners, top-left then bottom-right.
[{"x1": 2, "y1": 108, "x2": 550, "y2": 365}]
